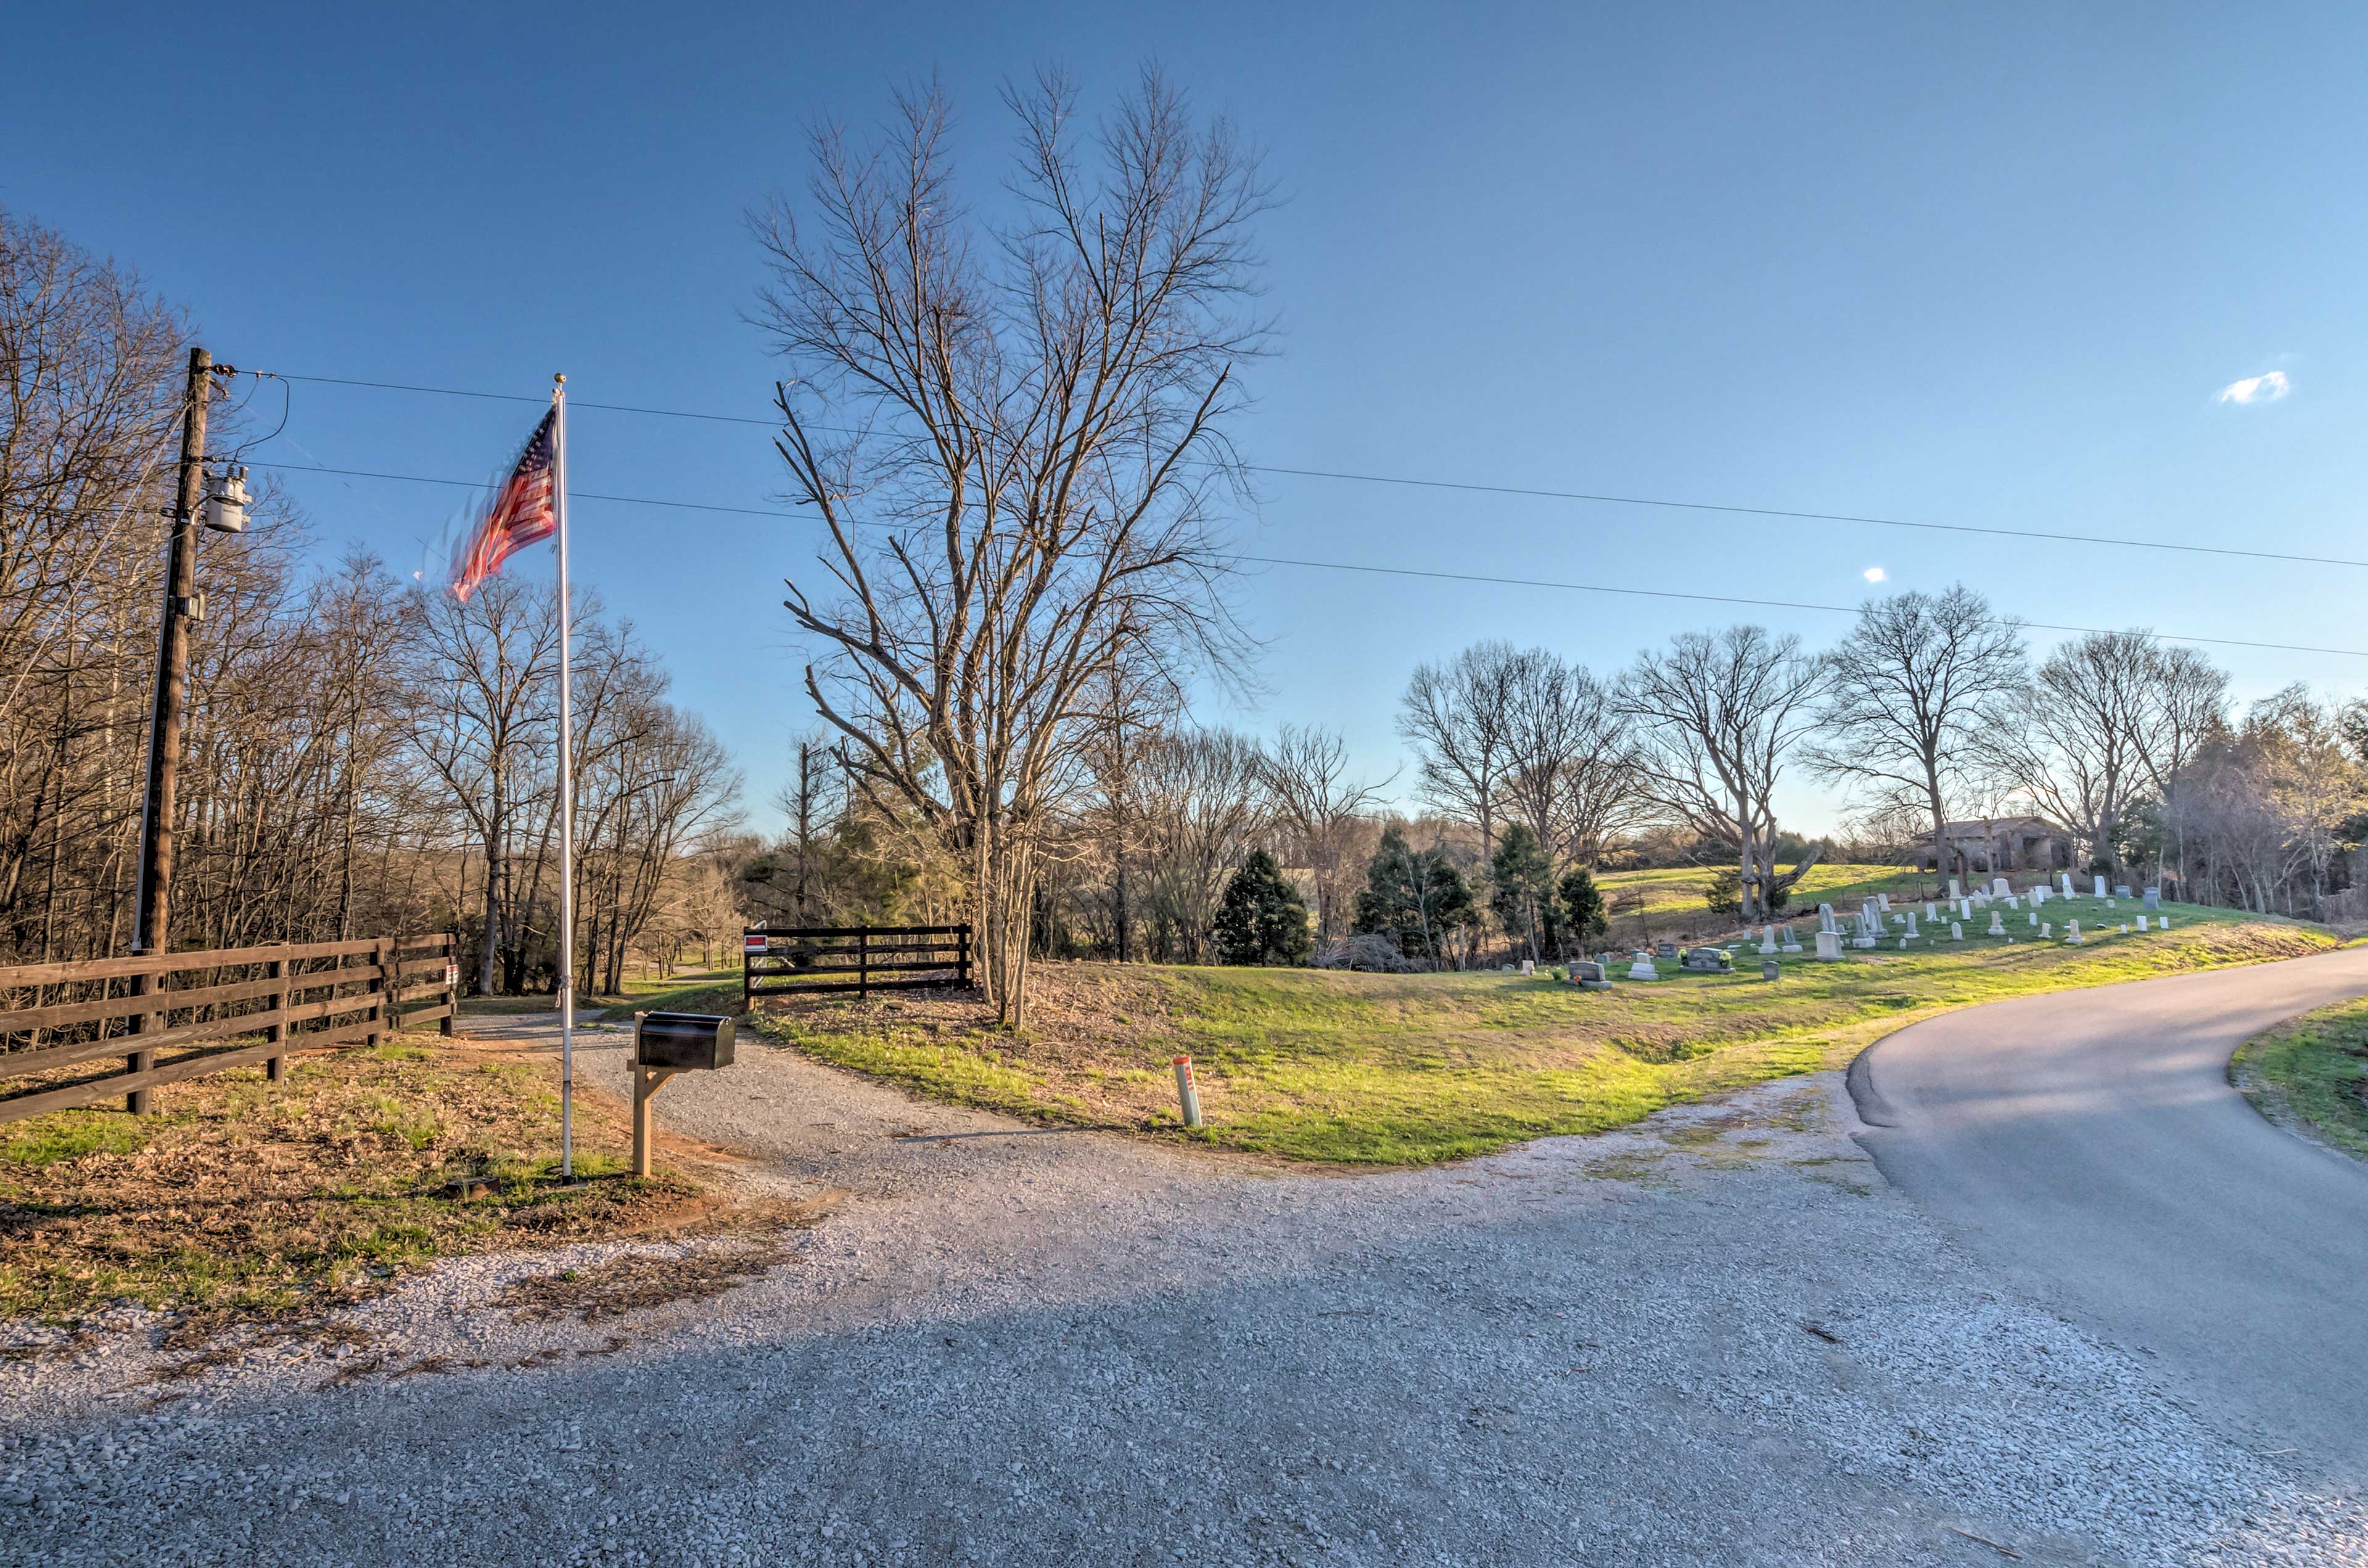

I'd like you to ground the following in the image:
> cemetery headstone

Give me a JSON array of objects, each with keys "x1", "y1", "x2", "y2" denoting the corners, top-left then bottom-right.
[
  {"x1": 1903, "y1": 914, "x2": 1920, "y2": 937},
  {"x1": 2060, "y1": 872, "x2": 2075, "y2": 898},
  {"x1": 1757, "y1": 925, "x2": 1777, "y2": 954},
  {"x1": 1877, "y1": 893, "x2": 1891, "y2": 912},
  {"x1": 1948, "y1": 877, "x2": 1962, "y2": 899},
  {"x1": 1569, "y1": 961, "x2": 1611, "y2": 992},
  {"x1": 2094, "y1": 875, "x2": 2108, "y2": 898},
  {"x1": 1949, "y1": 921, "x2": 1964, "y2": 940},
  {"x1": 2160, "y1": 917, "x2": 2171, "y2": 930},
  {"x1": 1681, "y1": 946, "x2": 1733, "y2": 973},
  {"x1": 2115, "y1": 885, "x2": 2132, "y2": 900},
  {"x1": 1986, "y1": 912, "x2": 2005, "y2": 935},
  {"x1": 1780, "y1": 927, "x2": 1803, "y2": 953},
  {"x1": 1814, "y1": 930, "x2": 1843, "y2": 961},
  {"x1": 1628, "y1": 959, "x2": 1660, "y2": 980},
  {"x1": 2065, "y1": 920, "x2": 2084, "y2": 946},
  {"x1": 1519, "y1": 959, "x2": 1534, "y2": 976},
  {"x1": 1656, "y1": 940, "x2": 1678, "y2": 959},
  {"x1": 2041, "y1": 921, "x2": 2051, "y2": 938},
  {"x1": 1761, "y1": 960, "x2": 1780, "y2": 982},
  {"x1": 2136, "y1": 915, "x2": 2148, "y2": 931},
  {"x1": 1992, "y1": 878, "x2": 2011, "y2": 897},
  {"x1": 2143, "y1": 887, "x2": 2160, "y2": 910}
]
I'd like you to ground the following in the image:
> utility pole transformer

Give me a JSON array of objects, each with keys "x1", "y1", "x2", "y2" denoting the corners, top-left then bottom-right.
[{"x1": 125, "y1": 347, "x2": 210, "y2": 1113}]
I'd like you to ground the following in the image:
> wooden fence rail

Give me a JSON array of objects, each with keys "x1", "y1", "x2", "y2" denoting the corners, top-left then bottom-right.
[
  {"x1": 742, "y1": 924, "x2": 972, "y2": 1004},
  {"x1": 0, "y1": 934, "x2": 458, "y2": 1125}
]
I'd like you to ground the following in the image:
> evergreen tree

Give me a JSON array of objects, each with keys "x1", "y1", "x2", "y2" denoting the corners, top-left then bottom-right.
[
  {"x1": 1556, "y1": 864, "x2": 1608, "y2": 954},
  {"x1": 1487, "y1": 823, "x2": 1556, "y2": 961},
  {"x1": 1212, "y1": 850, "x2": 1314, "y2": 966},
  {"x1": 1353, "y1": 827, "x2": 1477, "y2": 966}
]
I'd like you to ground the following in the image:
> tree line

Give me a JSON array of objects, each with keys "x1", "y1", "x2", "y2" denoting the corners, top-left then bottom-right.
[{"x1": 0, "y1": 207, "x2": 742, "y2": 988}]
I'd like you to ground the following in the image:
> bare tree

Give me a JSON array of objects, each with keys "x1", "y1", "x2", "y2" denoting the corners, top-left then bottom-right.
[
  {"x1": 753, "y1": 68, "x2": 1270, "y2": 1026},
  {"x1": 1495, "y1": 651, "x2": 1642, "y2": 869},
  {"x1": 1259, "y1": 723, "x2": 1389, "y2": 944},
  {"x1": 1804, "y1": 585, "x2": 2026, "y2": 882},
  {"x1": 1130, "y1": 729, "x2": 1266, "y2": 962},
  {"x1": 1398, "y1": 641, "x2": 1521, "y2": 858},
  {"x1": 1616, "y1": 625, "x2": 1827, "y2": 922},
  {"x1": 1987, "y1": 631, "x2": 2153, "y2": 882},
  {"x1": 2131, "y1": 642, "x2": 2229, "y2": 895}
]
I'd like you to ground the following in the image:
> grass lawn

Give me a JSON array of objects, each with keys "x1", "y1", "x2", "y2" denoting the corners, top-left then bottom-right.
[
  {"x1": 2233, "y1": 996, "x2": 2368, "y2": 1164},
  {"x1": 0, "y1": 1032, "x2": 709, "y2": 1326},
  {"x1": 750, "y1": 897, "x2": 2333, "y2": 1165}
]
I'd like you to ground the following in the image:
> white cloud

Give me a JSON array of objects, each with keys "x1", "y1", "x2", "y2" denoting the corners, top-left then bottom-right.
[
  {"x1": 2216, "y1": 371, "x2": 2290, "y2": 405},
  {"x1": 1862, "y1": 566, "x2": 1888, "y2": 583}
]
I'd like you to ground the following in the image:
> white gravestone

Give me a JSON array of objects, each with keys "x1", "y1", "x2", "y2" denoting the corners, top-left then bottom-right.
[
  {"x1": 1780, "y1": 926, "x2": 1802, "y2": 953},
  {"x1": 1949, "y1": 921, "x2": 1963, "y2": 940},
  {"x1": 1818, "y1": 904, "x2": 1836, "y2": 934},
  {"x1": 2065, "y1": 920, "x2": 2084, "y2": 945},
  {"x1": 2041, "y1": 921, "x2": 2052, "y2": 938},
  {"x1": 1814, "y1": 930, "x2": 1843, "y2": 961},
  {"x1": 2118, "y1": 923, "x2": 2128, "y2": 934},
  {"x1": 1628, "y1": 959, "x2": 1659, "y2": 980},
  {"x1": 1903, "y1": 914, "x2": 1919, "y2": 938},
  {"x1": 1925, "y1": 902, "x2": 1938, "y2": 921},
  {"x1": 2060, "y1": 872, "x2": 2075, "y2": 898},
  {"x1": 2027, "y1": 911, "x2": 2037, "y2": 927},
  {"x1": 2143, "y1": 887, "x2": 2160, "y2": 910},
  {"x1": 1947, "y1": 877, "x2": 1962, "y2": 899},
  {"x1": 2159, "y1": 917, "x2": 2171, "y2": 931},
  {"x1": 1992, "y1": 878, "x2": 2010, "y2": 897},
  {"x1": 2094, "y1": 875, "x2": 2108, "y2": 898},
  {"x1": 2136, "y1": 915, "x2": 2148, "y2": 931},
  {"x1": 1758, "y1": 925, "x2": 1777, "y2": 954},
  {"x1": 2032, "y1": 886, "x2": 2047, "y2": 906},
  {"x1": 1986, "y1": 912, "x2": 2005, "y2": 935},
  {"x1": 1877, "y1": 893, "x2": 1891, "y2": 912}
]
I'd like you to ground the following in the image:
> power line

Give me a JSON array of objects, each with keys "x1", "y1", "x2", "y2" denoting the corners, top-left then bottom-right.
[
  {"x1": 241, "y1": 456, "x2": 2368, "y2": 660},
  {"x1": 1235, "y1": 556, "x2": 2368, "y2": 660},
  {"x1": 273, "y1": 369, "x2": 2368, "y2": 573}
]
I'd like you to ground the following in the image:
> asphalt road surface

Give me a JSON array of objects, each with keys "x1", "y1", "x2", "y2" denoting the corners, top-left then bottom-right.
[{"x1": 1852, "y1": 943, "x2": 2368, "y2": 1487}]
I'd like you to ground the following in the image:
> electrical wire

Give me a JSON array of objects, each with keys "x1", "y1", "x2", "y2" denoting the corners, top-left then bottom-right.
[
  {"x1": 271, "y1": 370, "x2": 2368, "y2": 573},
  {"x1": 237, "y1": 456, "x2": 2368, "y2": 660}
]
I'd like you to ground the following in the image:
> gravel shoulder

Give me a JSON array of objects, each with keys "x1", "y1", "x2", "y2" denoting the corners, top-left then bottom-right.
[{"x1": 4, "y1": 1017, "x2": 2361, "y2": 1567}]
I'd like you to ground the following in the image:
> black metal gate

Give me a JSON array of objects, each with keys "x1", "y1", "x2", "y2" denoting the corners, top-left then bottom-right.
[{"x1": 742, "y1": 925, "x2": 972, "y2": 1004}]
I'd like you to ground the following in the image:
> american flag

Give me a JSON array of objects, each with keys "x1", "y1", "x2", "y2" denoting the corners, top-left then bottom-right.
[{"x1": 450, "y1": 408, "x2": 558, "y2": 602}]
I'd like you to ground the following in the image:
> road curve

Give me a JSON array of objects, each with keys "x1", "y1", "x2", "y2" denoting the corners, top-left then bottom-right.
[{"x1": 1851, "y1": 944, "x2": 2368, "y2": 1485}]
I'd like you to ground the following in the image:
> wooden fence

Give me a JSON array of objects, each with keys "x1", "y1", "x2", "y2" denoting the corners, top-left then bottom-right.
[
  {"x1": 742, "y1": 925, "x2": 972, "y2": 1004},
  {"x1": 0, "y1": 934, "x2": 458, "y2": 1125}
]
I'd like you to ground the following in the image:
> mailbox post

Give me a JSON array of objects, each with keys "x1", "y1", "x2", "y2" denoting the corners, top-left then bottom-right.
[{"x1": 630, "y1": 1011, "x2": 736, "y2": 1178}]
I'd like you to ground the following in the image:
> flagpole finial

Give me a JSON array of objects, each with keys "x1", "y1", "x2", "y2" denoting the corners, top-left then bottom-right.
[{"x1": 553, "y1": 372, "x2": 565, "y2": 386}]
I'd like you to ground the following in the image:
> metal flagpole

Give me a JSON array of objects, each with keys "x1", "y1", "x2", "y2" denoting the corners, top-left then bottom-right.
[{"x1": 552, "y1": 373, "x2": 575, "y2": 1178}]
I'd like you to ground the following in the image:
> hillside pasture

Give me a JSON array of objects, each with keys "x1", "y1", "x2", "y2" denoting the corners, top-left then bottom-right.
[{"x1": 752, "y1": 897, "x2": 2333, "y2": 1165}]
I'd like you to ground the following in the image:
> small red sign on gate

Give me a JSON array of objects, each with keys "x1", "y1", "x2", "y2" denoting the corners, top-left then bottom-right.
[{"x1": 744, "y1": 933, "x2": 768, "y2": 954}]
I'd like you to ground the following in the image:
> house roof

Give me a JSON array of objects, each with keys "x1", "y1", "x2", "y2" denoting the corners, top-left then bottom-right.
[{"x1": 1936, "y1": 816, "x2": 2063, "y2": 835}]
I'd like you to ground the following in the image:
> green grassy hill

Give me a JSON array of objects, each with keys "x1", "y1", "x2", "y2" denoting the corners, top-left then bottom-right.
[{"x1": 752, "y1": 895, "x2": 2333, "y2": 1165}]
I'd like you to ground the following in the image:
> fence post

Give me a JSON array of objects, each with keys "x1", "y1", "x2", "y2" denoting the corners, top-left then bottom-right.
[
  {"x1": 440, "y1": 937, "x2": 457, "y2": 1038},
  {"x1": 265, "y1": 953, "x2": 288, "y2": 1082},
  {"x1": 956, "y1": 924, "x2": 971, "y2": 988},
  {"x1": 742, "y1": 931, "x2": 754, "y2": 1011},
  {"x1": 369, "y1": 937, "x2": 393, "y2": 1045},
  {"x1": 857, "y1": 927, "x2": 870, "y2": 1000},
  {"x1": 126, "y1": 968, "x2": 157, "y2": 1115}
]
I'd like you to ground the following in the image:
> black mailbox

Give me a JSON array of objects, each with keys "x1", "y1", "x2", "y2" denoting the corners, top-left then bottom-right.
[{"x1": 635, "y1": 1011, "x2": 735, "y2": 1071}]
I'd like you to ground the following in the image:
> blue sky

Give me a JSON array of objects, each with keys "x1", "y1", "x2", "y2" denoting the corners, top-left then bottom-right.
[{"x1": 9, "y1": 3, "x2": 2365, "y2": 834}]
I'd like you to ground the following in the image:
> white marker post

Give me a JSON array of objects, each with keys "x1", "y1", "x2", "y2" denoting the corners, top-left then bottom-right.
[{"x1": 1172, "y1": 1055, "x2": 1204, "y2": 1128}]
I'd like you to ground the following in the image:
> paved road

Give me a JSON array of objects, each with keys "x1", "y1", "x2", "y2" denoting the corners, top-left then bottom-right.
[{"x1": 1852, "y1": 944, "x2": 2368, "y2": 1485}]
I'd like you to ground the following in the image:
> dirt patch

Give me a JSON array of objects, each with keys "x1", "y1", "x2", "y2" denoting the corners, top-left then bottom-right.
[{"x1": 0, "y1": 1037, "x2": 726, "y2": 1326}]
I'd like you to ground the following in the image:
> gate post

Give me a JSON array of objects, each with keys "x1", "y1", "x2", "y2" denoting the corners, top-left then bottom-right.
[
  {"x1": 368, "y1": 937, "x2": 393, "y2": 1046},
  {"x1": 857, "y1": 927, "x2": 870, "y2": 999},
  {"x1": 265, "y1": 953, "x2": 288, "y2": 1082}
]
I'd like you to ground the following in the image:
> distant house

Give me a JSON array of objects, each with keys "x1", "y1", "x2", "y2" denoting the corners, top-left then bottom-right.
[{"x1": 1916, "y1": 816, "x2": 2072, "y2": 876}]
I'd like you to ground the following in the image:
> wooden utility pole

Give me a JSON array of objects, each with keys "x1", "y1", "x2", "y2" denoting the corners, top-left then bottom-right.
[
  {"x1": 125, "y1": 347, "x2": 209, "y2": 1112},
  {"x1": 133, "y1": 345, "x2": 210, "y2": 958}
]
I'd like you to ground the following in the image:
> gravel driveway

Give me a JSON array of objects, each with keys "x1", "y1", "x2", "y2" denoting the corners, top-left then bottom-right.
[{"x1": 4, "y1": 1016, "x2": 2361, "y2": 1567}]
